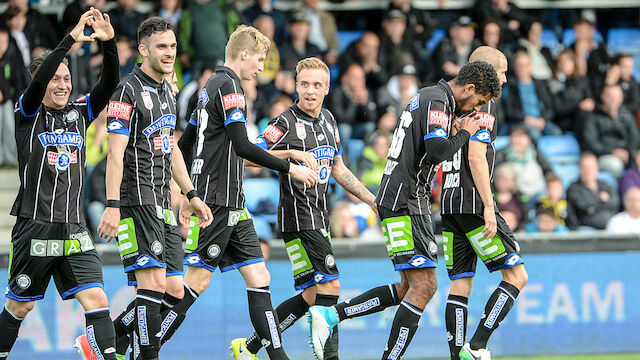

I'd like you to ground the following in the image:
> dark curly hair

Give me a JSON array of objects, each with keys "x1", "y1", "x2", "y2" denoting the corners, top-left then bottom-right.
[
  {"x1": 454, "y1": 61, "x2": 502, "y2": 99},
  {"x1": 137, "y1": 16, "x2": 173, "y2": 45}
]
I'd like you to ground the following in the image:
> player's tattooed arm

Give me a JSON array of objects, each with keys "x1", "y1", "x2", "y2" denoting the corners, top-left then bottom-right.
[
  {"x1": 468, "y1": 140, "x2": 497, "y2": 239},
  {"x1": 332, "y1": 155, "x2": 378, "y2": 216}
]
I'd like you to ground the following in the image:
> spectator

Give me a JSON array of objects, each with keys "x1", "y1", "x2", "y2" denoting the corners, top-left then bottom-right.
[
  {"x1": 116, "y1": 36, "x2": 136, "y2": 76},
  {"x1": 177, "y1": 60, "x2": 217, "y2": 131},
  {"x1": 108, "y1": 0, "x2": 147, "y2": 42},
  {"x1": 471, "y1": 0, "x2": 530, "y2": 44},
  {"x1": 604, "y1": 53, "x2": 640, "y2": 114},
  {"x1": 479, "y1": 19, "x2": 512, "y2": 63},
  {"x1": 581, "y1": 84, "x2": 640, "y2": 178},
  {"x1": 431, "y1": 15, "x2": 482, "y2": 81},
  {"x1": 378, "y1": 9, "x2": 419, "y2": 80},
  {"x1": 243, "y1": 0, "x2": 287, "y2": 44},
  {"x1": 499, "y1": 204, "x2": 521, "y2": 233},
  {"x1": 536, "y1": 173, "x2": 569, "y2": 227},
  {"x1": 494, "y1": 163, "x2": 530, "y2": 231},
  {"x1": 388, "y1": 0, "x2": 431, "y2": 66},
  {"x1": 155, "y1": 0, "x2": 182, "y2": 27},
  {"x1": 357, "y1": 131, "x2": 390, "y2": 193},
  {"x1": 525, "y1": 206, "x2": 569, "y2": 233},
  {"x1": 257, "y1": 94, "x2": 293, "y2": 133},
  {"x1": 301, "y1": 0, "x2": 339, "y2": 66},
  {"x1": 620, "y1": 149, "x2": 640, "y2": 197},
  {"x1": 1, "y1": 0, "x2": 58, "y2": 53},
  {"x1": 495, "y1": 125, "x2": 553, "y2": 197},
  {"x1": 278, "y1": 10, "x2": 323, "y2": 73},
  {"x1": 330, "y1": 201, "x2": 360, "y2": 238},
  {"x1": 0, "y1": 27, "x2": 23, "y2": 168},
  {"x1": 179, "y1": 0, "x2": 228, "y2": 73},
  {"x1": 606, "y1": 187, "x2": 640, "y2": 234},
  {"x1": 254, "y1": 15, "x2": 280, "y2": 87},
  {"x1": 376, "y1": 108, "x2": 398, "y2": 136},
  {"x1": 503, "y1": 51, "x2": 561, "y2": 141},
  {"x1": 515, "y1": 20, "x2": 553, "y2": 80},
  {"x1": 566, "y1": 153, "x2": 619, "y2": 229},
  {"x1": 376, "y1": 54, "x2": 418, "y2": 117},
  {"x1": 327, "y1": 63, "x2": 378, "y2": 141},
  {"x1": 5, "y1": 7, "x2": 30, "y2": 67},
  {"x1": 571, "y1": 16, "x2": 609, "y2": 92},
  {"x1": 338, "y1": 31, "x2": 388, "y2": 92},
  {"x1": 548, "y1": 49, "x2": 595, "y2": 132}
]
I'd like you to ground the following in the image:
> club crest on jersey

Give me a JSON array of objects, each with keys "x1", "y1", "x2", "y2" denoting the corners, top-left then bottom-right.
[
  {"x1": 65, "y1": 109, "x2": 79, "y2": 123},
  {"x1": 153, "y1": 128, "x2": 174, "y2": 154},
  {"x1": 263, "y1": 124, "x2": 283, "y2": 143},
  {"x1": 428, "y1": 110, "x2": 448, "y2": 128},
  {"x1": 325, "y1": 121, "x2": 333, "y2": 133},
  {"x1": 47, "y1": 150, "x2": 78, "y2": 170},
  {"x1": 296, "y1": 122, "x2": 307, "y2": 140},
  {"x1": 198, "y1": 88, "x2": 209, "y2": 106},
  {"x1": 409, "y1": 93, "x2": 420, "y2": 111},
  {"x1": 308, "y1": 145, "x2": 335, "y2": 184},
  {"x1": 478, "y1": 112, "x2": 495, "y2": 130},
  {"x1": 143, "y1": 114, "x2": 176, "y2": 137},
  {"x1": 141, "y1": 91, "x2": 153, "y2": 110},
  {"x1": 222, "y1": 93, "x2": 246, "y2": 110},
  {"x1": 38, "y1": 132, "x2": 83, "y2": 148}
]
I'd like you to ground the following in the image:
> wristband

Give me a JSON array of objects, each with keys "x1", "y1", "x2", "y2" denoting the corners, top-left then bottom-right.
[
  {"x1": 186, "y1": 189, "x2": 199, "y2": 201},
  {"x1": 106, "y1": 199, "x2": 120, "y2": 208}
]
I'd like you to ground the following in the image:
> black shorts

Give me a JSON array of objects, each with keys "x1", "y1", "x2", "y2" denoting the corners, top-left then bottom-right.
[
  {"x1": 183, "y1": 206, "x2": 264, "y2": 273},
  {"x1": 282, "y1": 229, "x2": 339, "y2": 291},
  {"x1": 6, "y1": 217, "x2": 103, "y2": 302},
  {"x1": 127, "y1": 220, "x2": 184, "y2": 286},
  {"x1": 118, "y1": 205, "x2": 167, "y2": 274},
  {"x1": 442, "y1": 213, "x2": 524, "y2": 280},
  {"x1": 379, "y1": 206, "x2": 438, "y2": 271}
]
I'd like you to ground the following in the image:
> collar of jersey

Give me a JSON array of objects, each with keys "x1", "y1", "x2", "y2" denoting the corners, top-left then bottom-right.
[
  {"x1": 215, "y1": 65, "x2": 242, "y2": 84},
  {"x1": 291, "y1": 103, "x2": 323, "y2": 124},
  {"x1": 437, "y1": 79, "x2": 456, "y2": 114},
  {"x1": 133, "y1": 65, "x2": 165, "y2": 90}
]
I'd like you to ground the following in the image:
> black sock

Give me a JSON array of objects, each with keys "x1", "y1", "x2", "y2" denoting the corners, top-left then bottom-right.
[
  {"x1": 135, "y1": 289, "x2": 164, "y2": 360},
  {"x1": 0, "y1": 306, "x2": 24, "y2": 358},
  {"x1": 316, "y1": 294, "x2": 339, "y2": 360},
  {"x1": 445, "y1": 295, "x2": 468, "y2": 360},
  {"x1": 335, "y1": 284, "x2": 399, "y2": 321},
  {"x1": 470, "y1": 281, "x2": 519, "y2": 350},
  {"x1": 160, "y1": 292, "x2": 182, "y2": 314},
  {"x1": 85, "y1": 308, "x2": 117, "y2": 360},
  {"x1": 246, "y1": 292, "x2": 309, "y2": 354},
  {"x1": 160, "y1": 285, "x2": 199, "y2": 344},
  {"x1": 247, "y1": 287, "x2": 289, "y2": 360},
  {"x1": 381, "y1": 300, "x2": 422, "y2": 360},
  {"x1": 114, "y1": 300, "x2": 136, "y2": 356}
]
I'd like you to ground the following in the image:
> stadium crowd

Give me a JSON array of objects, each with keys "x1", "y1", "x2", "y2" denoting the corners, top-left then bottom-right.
[{"x1": 0, "y1": 0, "x2": 639, "y2": 241}]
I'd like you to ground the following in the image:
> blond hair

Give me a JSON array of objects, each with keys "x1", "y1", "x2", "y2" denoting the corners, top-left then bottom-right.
[
  {"x1": 295, "y1": 57, "x2": 330, "y2": 85},
  {"x1": 225, "y1": 25, "x2": 270, "y2": 61}
]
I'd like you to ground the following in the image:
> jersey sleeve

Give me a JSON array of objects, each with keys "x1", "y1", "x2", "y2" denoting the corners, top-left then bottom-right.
[
  {"x1": 469, "y1": 101, "x2": 496, "y2": 144},
  {"x1": 328, "y1": 112, "x2": 342, "y2": 155},
  {"x1": 106, "y1": 84, "x2": 135, "y2": 137},
  {"x1": 255, "y1": 116, "x2": 289, "y2": 151},
  {"x1": 423, "y1": 99, "x2": 450, "y2": 141},
  {"x1": 214, "y1": 79, "x2": 247, "y2": 127},
  {"x1": 188, "y1": 88, "x2": 209, "y2": 126},
  {"x1": 72, "y1": 94, "x2": 95, "y2": 125}
]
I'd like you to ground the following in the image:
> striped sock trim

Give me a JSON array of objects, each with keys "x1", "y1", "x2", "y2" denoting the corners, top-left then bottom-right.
[
  {"x1": 400, "y1": 301, "x2": 423, "y2": 316},
  {"x1": 161, "y1": 300, "x2": 175, "y2": 309},
  {"x1": 4, "y1": 305, "x2": 24, "y2": 321},
  {"x1": 184, "y1": 284, "x2": 199, "y2": 299},
  {"x1": 85, "y1": 307, "x2": 110, "y2": 315},
  {"x1": 136, "y1": 294, "x2": 162, "y2": 304},
  {"x1": 446, "y1": 300, "x2": 468, "y2": 308},
  {"x1": 247, "y1": 287, "x2": 271, "y2": 294},
  {"x1": 497, "y1": 286, "x2": 517, "y2": 301},
  {"x1": 389, "y1": 284, "x2": 399, "y2": 305}
]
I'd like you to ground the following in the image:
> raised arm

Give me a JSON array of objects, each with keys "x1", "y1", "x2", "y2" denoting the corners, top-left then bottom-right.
[{"x1": 87, "y1": 9, "x2": 119, "y2": 119}]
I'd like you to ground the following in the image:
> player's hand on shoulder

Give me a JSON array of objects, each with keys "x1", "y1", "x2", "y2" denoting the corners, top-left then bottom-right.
[
  {"x1": 289, "y1": 150, "x2": 318, "y2": 171},
  {"x1": 459, "y1": 113, "x2": 481, "y2": 136},
  {"x1": 189, "y1": 196, "x2": 213, "y2": 228},
  {"x1": 87, "y1": 8, "x2": 115, "y2": 41},
  {"x1": 98, "y1": 207, "x2": 120, "y2": 242},
  {"x1": 289, "y1": 163, "x2": 318, "y2": 187}
]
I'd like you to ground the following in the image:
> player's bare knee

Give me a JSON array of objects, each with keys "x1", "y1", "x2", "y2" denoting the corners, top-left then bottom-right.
[
  {"x1": 503, "y1": 264, "x2": 528, "y2": 290},
  {"x1": 166, "y1": 278, "x2": 185, "y2": 299},
  {"x1": 450, "y1": 277, "x2": 473, "y2": 297},
  {"x1": 7, "y1": 299, "x2": 34, "y2": 318},
  {"x1": 318, "y1": 279, "x2": 340, "y2": 295},
  {"x1": 394, "y1": 281, "x2": 409, "y2": 299}
]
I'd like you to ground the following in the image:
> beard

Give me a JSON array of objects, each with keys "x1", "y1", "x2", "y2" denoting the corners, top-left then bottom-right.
[{"x1": 149, "y1": 55, "x2": 174, "y2": 75}]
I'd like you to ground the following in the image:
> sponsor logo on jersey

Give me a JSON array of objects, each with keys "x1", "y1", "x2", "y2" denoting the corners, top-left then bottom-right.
[
  {"x1": 143, "y1": 114, "x2": 176, "y2": 137},
  {"x1": 47, "y1": 150, "x2": 78, "y2": 170},
  {"x1": 161, "y1": 102, "x2": 168, "y2": 110},
  {"x1": 428, "y1": 110, "x2": 448, "y2": 128},
  {"x1": 478, "y1": 112, "x2": 495, "y2": 130},
  {"x1": 295, "y1": 122, "x2": 307, "y2": 140},
  {"x1": 409, "y1": 93, "x2": 420, "y2": 111},
  {"x1": 142, "y1": 91, "x2": 153, "y2": 110},
  {"x1": 107, "y1": 101, "x2": 133, "y2": 120},
  {"x1": 38, "y1": 132, "x2": 83, "y2": 148},
  {"x1": 263, "y1": 125, "x2": 284, "y2": 143},
  {"x1": 225, "y1": 109, "x2": 245, "y2": 124},
  {"x1": 344, "y1": 298, "x2": 380, "y2": 316},
  {"x1": 222, "y1": 93, "x2": 246, "y2": 110},
  {"x1": 475, "y1": 130, "x2": 491, "y2": 142},
  {"x1": 308, "y1": 146, "x2": 336, "y2": 184},
  {"x1": 317, "y1": 134, "x2": 325, "y2": 141},
  {"x1": 198, "y1": 88, "x2": 209, "y2": 106}
]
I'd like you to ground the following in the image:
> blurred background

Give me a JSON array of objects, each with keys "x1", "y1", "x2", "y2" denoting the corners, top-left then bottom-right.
[{"x1": 0, "y1": 0, "x2": 639, "y2": 358}]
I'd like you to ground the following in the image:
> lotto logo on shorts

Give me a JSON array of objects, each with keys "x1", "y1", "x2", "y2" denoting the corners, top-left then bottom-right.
[
  {"x1": 428, "y1": 110, "x2": 448, "y2": 128},
  {"x1": 478, "y1": 112, "x2": 495, "y2": 130},
  {"x1": 344, "y1": 298, "x2": 380, "y2": 316},
  {"x1": 484, "y1": 293, "x2": 508, "y2": 328},
  {"x1": 388, "y1": 327, "x2": 410, "y2": 360},
  {"x1": 107, "y1": 101, "x2": 133, "y2": 120},
  {"x1": 263, "y1": 124, "x2": 284, "y2": 143},
  {"x1": 222, "y1": 93, "x2": 246, "y2": 110}
]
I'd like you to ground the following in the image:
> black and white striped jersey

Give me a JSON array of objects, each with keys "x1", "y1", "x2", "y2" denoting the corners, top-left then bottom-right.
[
  {"x1": 106, "y1": 66, "x2": 177, "y2": 208},
  {"x1": 11, "y1": 95, "x2": 97, "y2": 223},
  {"x1": 441, "y1": 100, "x2": 499, "y2": 215},
  {"x1": 255, "y1": 104, "x2": 342, "y2": 232},
  {"x1": 376, "y1": 80, "x2": 456, "y2": 215},
  {"x1": 187, "y1": 66, "x2": 248, "y2": 209}
]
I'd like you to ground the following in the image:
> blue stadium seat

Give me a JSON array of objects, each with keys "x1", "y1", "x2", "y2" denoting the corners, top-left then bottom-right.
[
  {"x1": 537, "y1": 134, "x2": 581, "y2": 163},
  {"x1": 552, "y1": 162, "x2": 579, "y2": 189},
  {"x1": 607, "y1": 28, "x2": 640, "y2": 54},
  {"x1": 597, "y1": 171, "x2": 618, "y2": 193},
  {"x1": 541, "y1": 29, "x2": 559, "y2": 54},
  {"x1": 562, "y1": 28, "x2": 604, "y2": 47},
  {"x1": 633, "y1": 54, "x2": 640, "y2": 81},
  {"x1": 493, "y1": 136, "x2": 509, "y2": 152},
  {"x1": 337, "y1": 30, "x2": 364, "y2": 53},
  {"x1": 242, "y1": 178, "x2": 280, "y2": 214},
  {"x1": 426, "y1": 28, "x2": 446, "y2": 53},
  {"x1": 252, "y1": 216, "x2": 274, "y2": 241},
  {"x1": 347, "y1": 138, "x2": 366, "y2": 166}
]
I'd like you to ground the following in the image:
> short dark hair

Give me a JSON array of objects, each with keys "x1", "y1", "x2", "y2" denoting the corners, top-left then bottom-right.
[
  {"x1": 612, "y1": 52, "x2": 632, "y2": 66},
  {"x1": 28, "y1": 50, "x2": 69, "y2": 77},
  {"x1": 137, "y1": 16, "x2": 173, "y2": 45},
  {"x1": 454, "y1": 61, "x2": 502, "y2": 98}
]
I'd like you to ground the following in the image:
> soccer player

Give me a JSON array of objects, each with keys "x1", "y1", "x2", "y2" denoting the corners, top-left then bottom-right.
[
  {"x1": 97, "y1": 17, "x2": 212, "y2": 360},
  {"x1": 0, "y1": 9, "x2": 119, "y2": 360},
  {"x1": 175, "y1": 25, "x2": 318, "y2": 360},
  {"x1": 230, "y1": 57, "x2": 378, "y2": 360},
  {"x1": 309, "y1": 61, "x2": 502, "y2": 360},
  {"x1": 441, "y1": 47, "x2": 528, "y2": 360}
]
